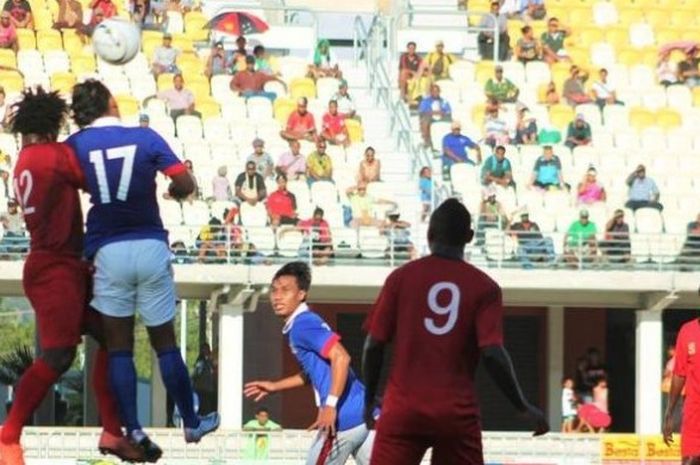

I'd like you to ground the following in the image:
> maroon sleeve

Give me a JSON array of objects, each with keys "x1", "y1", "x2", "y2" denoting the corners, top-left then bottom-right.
[
  {"x1": 60, "y1": 144, "x2": 86, "y2": 189},
  {"x1": 368, "y1": 270, "x2": 400, "y2": 343},
  {"x1": 475, "y1": 281, "x2": 504, "y2": 348},
  {"x1": 675, "y1": 326, "x2": 688, "y2": 377}
]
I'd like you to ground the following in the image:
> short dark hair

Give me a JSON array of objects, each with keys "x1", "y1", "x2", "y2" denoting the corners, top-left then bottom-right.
[
  {"x1": 521, "y1": 25, "x2": 531, "y2": 34},
  {"x1": 256, "y1": 406, "x2": 269, "y2": 415},
  {"x1": 10, "y1": 87, "x2": 68, "y2": 137},
  {"x1": 428, "y1": 198, "x2": 472, "y2": 248},
  {"x1": 246, "y1": 161, "x2": 256, "y2": 169},
  {"x1": 495, "y1": 145, "x2": 506, "y2": 152},
  {"x1": 543, "y1": 145, "x2": 553, "y2": 150},
  {"x1": 407, "y1": 41, "x2": 416, "y2": 47},
  {"x1": 276, "y1": 173, "x2": 287, "y2": 182},
  {"x1": 313, "y1": 207, "x2": 324, "y2": 217},
  {"x1": 71, "y1": 79, "x2": 112, "y2": 128},
  {"x1": 253, "y1": 44, "x2": 264, "y2": 55},
  {"x1": 549, "y1": 17, "x2": 558, "y2": 23},
  {"x1": 273, "y1": 261, "x2": 311, "y2": 294}
]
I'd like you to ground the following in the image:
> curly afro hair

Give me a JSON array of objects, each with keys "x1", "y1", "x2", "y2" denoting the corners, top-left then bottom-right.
[
  {"x1": 10, "y1": 87, "x2": 68, "y2": 138},
  {"x1": 71, "y1": 79, "x2": 112, "y2": 128}
]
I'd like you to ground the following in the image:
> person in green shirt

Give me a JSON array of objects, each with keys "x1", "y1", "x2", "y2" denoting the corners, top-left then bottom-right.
[
  {"x1": 564, "y1": 209, "x2": 598, "y2": 265},
  {"x1": 541, "y1": 17, "x2": 571, "y2": 65},
  {"x1": 565, "y1": 114, "x2": 592, "y2": 149},
  {"x1": 484, "y1": 65, "x2": 519, "y2": 103},
  {"x1": 242, "y1": 407, "x2": 282, "y2": 460}
]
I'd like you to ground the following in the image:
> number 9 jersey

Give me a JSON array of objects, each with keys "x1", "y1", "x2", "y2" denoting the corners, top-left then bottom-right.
[{"x1": 65, "y1": 118, "x2": 187, "y2": 259}]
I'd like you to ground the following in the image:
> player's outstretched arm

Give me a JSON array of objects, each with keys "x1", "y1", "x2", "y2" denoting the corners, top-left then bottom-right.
[
  {"x1": 168, "y1": 170, "x2": 196, "y2": 201},
  {"x1": 244, "y1": 372, "x2": 308, "y2": 402},
  {"x1": 309, "y1": 342, "x2": 351, "y2": 436},
  {"x1": 481, "y1": 345, "x2": 549, "y2": 436},
  {"x1": 663, "y1": 374, "x2": 686, "y2": 446},
  {"x1": 361, "y1": 335, "x2": 385, "y2": 429}
]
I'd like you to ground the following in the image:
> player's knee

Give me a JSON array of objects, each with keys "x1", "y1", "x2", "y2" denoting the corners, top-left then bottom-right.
[{"x1": 42, "y1": 347, "x2": 77, "y2": 373}]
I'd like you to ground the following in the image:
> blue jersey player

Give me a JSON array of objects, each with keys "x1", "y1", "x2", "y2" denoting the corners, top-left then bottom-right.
[
  {"x1": 244, "y1": 262, "x2": 374, "y2": 465},
  {"x1": 66, "y1": 80, "x2": 219, "y2": 459}
]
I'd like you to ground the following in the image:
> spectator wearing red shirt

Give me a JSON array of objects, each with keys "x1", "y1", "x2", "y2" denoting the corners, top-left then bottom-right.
[
  {"x1": 230, "y1": 55, "x2": 281, "y2": 101},
  {"x1": 399, "y1": 41, "x2": 423, "y2": 102},
  {"x1": 266, "y1": 174, "x2": 298, "y2": 227},
  {"x1": 0, "y1": 12, "x2": 17, "y2": 51},
  {"x1": 321, "y1": 99, "x2": 349, "y2": 147},
  {"x1": 89, "y1": 0, "x2": 116, "y2": 19},
  {"x1": 296, "y1": 207, "x2": 333, "y2": 265},
  {"x1": 280, "y1": 97, "x2": 316, "y2": 142},
  {"x1": 2, "y1": 0, "x2": 31, "y2": 29}
]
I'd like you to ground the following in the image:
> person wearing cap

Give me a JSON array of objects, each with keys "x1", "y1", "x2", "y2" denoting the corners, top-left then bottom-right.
[
  {"x1": 530, "y1": 145, "x2": 565, "y2": 191},
  {"x1": 577, "y1": 167, "x2": 606, "y2": 205},
  {"x1": 600, "y1": 209, "x2": 631, "y2": 263},
  {"x1": 563, "y1": 65, "x2": 592, "y2": 106},
  {"x1": 230, "y1": 55, "x2": 282, "y2": 101},
  {"x1": 485, "y1": 65, "x2": 520, "y2": 103},
  {"x1": 677, "y1": 47, "x2": 700, "y2": 88},
  {"x1": 476, "y1": 186, "x2": 508, "y2": 246},
  {"x1": 332, "y1": 79, "x2": 358, "y2": 120},
  {"x1": 280, "y1": 97, "x2": 317, "y2": 142},
  {"x1": 565, "y1": 113, "x2": 592, "y2": 149},
  {"x1": 156, "y1": 73, "x2": 200, "y2": 120},
  {"x1": 306, "y1": 139, "x2": 333, "y2": 184},
  {"x1": 399, "y1": 41, "x2": 424, "y2": 101},
  {"x1": 152, "y1": 33, "x2": 180, "y2": 76},
  {"x1": 591, "y1": 68, "x2": 622, "y2": 110},
  {"x1": 541, "y1": 17, "x2": 571, "y2": 65},
  {"x1": 441, "y1": 120, "x2": 481, "y2": 181},
  {"x1": 425, "y1": 40, "x2": 454, "y2": 80},
  {"x1": 212, "y1": 165, "x2": 233, "y2": 201},
  {"x1": 564, "y1": 209, "x2": 598, "y2": 265},
  {"x1": 514, "y1": 25, "x2": 542, "y2": 64},
  {"x1": 346, "y1": 181, "x2": 397, "y2": 228},
  {"x1": 509, "y1": 211, "x2": 555, "y2": 268},
  {"x1": 478, "y1": 0, "x2": 509, "y2": 60},
  {"x1": 481, "y1": 145, "x2": 514, "y2": 188},
  {"x1": 308, "y1": 38, "x2": 341, "y2": 80},
  {"x1": 138, "y1": 113, "x2": 150, "y2": 128},
  {"x1": 625, "y1": 164, "x2": 662, "y2": 211},
  {"x1": 205, "y1": 41, "x2": 232, "y2": 78},
  {"x1": 380, "y1": 209, "x2": 416, "y2": 260},
  {"x1": 276, "y1": 139, "x2": 307, "y2": 181},
  {"x1": 321, "y1": 99, "x2": 350, "y2": 147},
  {"x1": 246, "y1": 138, "x2": 274, "y2": 179},
  {"x1": 418, "y1": 84, "x2": 452, "y2": 148}
]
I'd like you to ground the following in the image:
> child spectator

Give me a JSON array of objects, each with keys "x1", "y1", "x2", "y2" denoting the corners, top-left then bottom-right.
[
  {"x1": 357, "y1": 146, "x2": 381, "y2": 184},
  {"x1": 419, "y1": 166, "x2": 432, "y2": 222},
  {"x1": 212, "y1": 165, "x2": 232, "y2": 201},
  {"x1": 562, "y1": 378, "x2": 577, "y2": 433}
]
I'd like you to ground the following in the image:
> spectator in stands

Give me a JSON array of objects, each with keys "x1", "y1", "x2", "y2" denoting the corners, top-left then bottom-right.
[
  {"x1": 266, "y1": 173, "x2": 298, "y2": 227},
  {"x1": 196, "y1": 217, "x2": 227, "y2": 264},
  {"x1": 2, "y1": 0, "x2": 31, "y2": 29},
  {"x1": 295, "y1": 207, "x2": 333, "y2": 265},
  {"x1": 280, "y1": 97, "x2": 317, "y2": 142},
  {"x1": 591, "y1": 68, "x2": 622, "y2": 109},
  {"x1": 476, "y1": 186, "x2": 508, "y2": 246},
  {"x1": 0, "y1": 198, "x2": 27, "y2": 258},
  {"x1": 54, "y1": 0, "x2": 83, "y2": 32},
  {"x1": 563, "y1": 66, "x2": 592, "y2": 106},
  {"x1": 481, "y1": 145, "x2": 514, "y2": 188},
  {"x1": 399, "y1": 41, "x2": 423, "y2": 102},
  {"x1": 243, "y1": 407, "x2": 282, "y2": 460},
  {"x1": 561, "y1": 378, "x2": 577, "y2": 433},
  {"x1": 679, "y1": 213, "x2": 700, "y2": 266},
  {"x1": 308, "y1": 38, "x2": 341, "y2": 80},
  {"x1": 306, "y1": 139, "x2": 333, "y2": 184},
  {"x1": 485, "y1": 65, "x2": 520, "y2": 103},
  {"x1": 530, "y1": 145, "x2": 565, "y2": 190},
  {"x1": 137, "y1": 113, "x2": 149, "y2": 128},
  {"x1": 235, "y1": 161, "x2": 267, "y2": 206},
  {"x1": 657, "y1": 51, "x2": 679, "y2": 87},
  {"x1": 441, "y1": 120, "x2": 481, "y2": 181},
  {"x1": 346, "y1": 182, "x2": 397, "y2": 228},
  {"x1": 90, "y1": 0, "x2": 115, "y2": 18},
  {"x1": 478, "y1": 0, "x2": 509, "y2": 61},
  {"x1": 625, "y1": 164, "x2": 662, "y2": 211},
  {"x1": 419, "y1": 84, "x2": 452, "y2": 148},
  {"x1": 230, "y1": 55, "x2": 281, "y2": 101},
  {"x1": 276, "y1": 140, "x2": 306, "y2": 180},
  {"x1": 545, "y1": 81, "x2": 561, "y2": 106},
  {"x1": 523, "y1": 0, "x2": 546, "y2": 20},
  {"x1": 426, "y1": 40, "x2": 454, "y2": 80},
  {"x1": 419, "y1": 166, "x2": 432, "y2": 222},
  {"x1": 599, "y1": 209, "x2": 631, "y2": 263},
  {"x1": 247, "y1": 138, "x2": 274, "y2": 180},
  {"x1": 565, "y1": 114, "x2": 592, "y2": 149},
  {"x1": 357, "y1": 146, "x2": 381, "y2": 184},
  {"x1": 0, "y1": 12, "x2": 16, "y2": 51},
  {"x1": 171, "y1": 240, "x2": 193, "y2": 264},
  {"x1": 157, "y1": 73, "x2": 201, "y2": 120},
  {"x1": 483, "y1": 108, "x2": 511, "y2": 148},
  {"x1": 0, "y1": 149, "x2": 10, "y2": 197},
  {"x1": 254, "y1": 44, "x2": 274, "y2": 75},
  {"x1": 130, "y1": 0, "x2": 156, "y2": 28},
  {"x1": 332, "y1": 79, "x2": 358, "y2": 120},
  {"x1": 407, "y1": 65, "x2": 432, "y2": 111},
  {"x1": 381, "y1": 211, "x2": 416, "y2": 260},
  {"x1": 510, "y1": 211, "x2": 555, "y2": 268},
  {"x1": 152, "y1": 33, "x2": 180, "y2": 75},
  {"x1": 514, "y1": 26, "x2": 542, "y2": 64},
  {"x1": 577, "y1": 167, "x2": 606, "y2": 205},
  {"x1": 321, "y1": 99, "x2": 350, "y2": 147},
  {"x1": 232, "y1": 35, "x2": 248, "y2": 72},
  {"x1": 515, "y1": 105, "x2": 538, "y2": 144},
  {"x1": 564, "y1": 209, "x2": 598, "y2": 265},
  {"x1": 205, "y1": 41, "x2": 232, "y2": 78},
  {"x1": 541, "y1": 17, "x2": 571, "y2": 64},
  {"x1": 212, "y1": 165, "x2": 232, "y2": 201},
  {"x1": 183, "y1": 159, "x2": 199, "y2": 200},
  {"x1": 677, "y1": 47, "x2": 700, "y2": 88}
]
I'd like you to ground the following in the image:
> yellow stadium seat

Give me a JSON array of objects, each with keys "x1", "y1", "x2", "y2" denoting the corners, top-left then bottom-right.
[
  {"x1": 618, "y1": 7, "x2": 644, "y2": 25},
  {"x1": 546, "y1": 6, "x2": 567, "y2": 21},
  {"x1": 142, "y1": 30, "x2": 163, "y2": 42},
  {"x1": 61, "y1": 29, "x2": 84, "y2": 55},
  {"x1": 33, "y1": 8, "x2": 54, "y2": 31},
  {"x1": 0, "y1": 49, "x2": 16, "y2": 68},
  {"x1": 184, "y1": 11, "x2": 208, "y2": 42},
  {"x1": 640, "y1": 47, "x2": 659, "y2": 67},
  {"x1": 550, "y1": 65, "x2": 570, "y2": 90},
  {"x1": 670, "y1": 10, "x2": 697, "y2": 28},
  {"x1": 49, "y1": 71, "x2": 76, "y2": 95},
  {"x1": 17, "y1": 29, "x2": 36, "y2": 50},
  {"x1": 71, "y1": 54, "x2": 96, "y2": 75},
  {"x1": 115, "y1": 94, "x2": 140, "y2": 117},
  {"x1": 0, "y1": 71, "x2": 24, "y2": 93},
  {"x1": 177, "y1": 53, "x2": 203, "y2": 70},
  {"x1": 471, "y1": 103, "x2": 487, "y2": 127},
  {"x1": 290, "y1": 77, "x2": 316, "y2": 100},
  {"x1": 37, "y1": 29, "x2": 63, "y2": 52},
  {"x1": 196, "y1": 98, "x2": 220, "y2": 119},
  {"x1": 616, "y1": 48, "x2": 642, "y2": 66},
  {"x1": 345, "y1": 118, "x2": 363, "y2": 144},
  {"x1": 567, "y1": 7, "x2": 593, "y2": 24},
  {"x1": 157, "y1": 73, "x2": 176, "y2": 91},
  {"x1": 579, "y1": 28, "x2": 605, "y2": 48},
  {"x1": 142, "y1": 37, "x2": 161, "y2": 59},
  {"x1": 644, "y1": 9, "x2": 667, "y2": 29},
  {"x1": 475, "y1": 62, "x2": 495, "y2": 86},
  {"x1": 566, "y1": 47, "x2": 590, "y2": 68},
  {"x1": 605, "y1": 27, "x2": 629, "y2": 51},
  {"x1": 656, "y1": 108, "x2": 682, "y2": 130},
  {"x1": 172, "y1": 34, "x2": 194, "y2": 53},
  {"x1": 691, "y1": 87, "x2": 700, "y2": 107},
  {"x1": 549, "y1": 104, "x2": 575, "y2": 129},
  {"x1": 530, "y1": 20, "x2": 547, "y2": 38},
  {"x1": 273, "y1": 97, "x2": 296, "y2": 124},
  {"x1": 46, "y1": 0, "x2": 57, "y2": 17},
  {"x1": 629, "y1": 107, "x2": 655, "y2": 131},
  {"x1": 655, "y1": 28, "x2": 682, "y2": 45}
]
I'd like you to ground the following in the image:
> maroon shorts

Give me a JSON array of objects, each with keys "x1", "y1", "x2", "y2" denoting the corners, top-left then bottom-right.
[
  {"x1": 682, "y1": 404, "x2": 700, "y2": 457},
  {"x1": 23, "y1": 253, "x2": 93, "y2": 350}
]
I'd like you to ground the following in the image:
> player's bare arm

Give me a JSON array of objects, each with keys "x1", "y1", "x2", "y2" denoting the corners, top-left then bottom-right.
[
  {"x1": 308, "y1": 341, "x2": 351, "y2": 436},
  {"x1": 481, "y1": 345, "x2": 549, "y2": 436},
  {"x1": 168, "y1": 170, "x2": 196, "y2": 200},
  {"x1": 244, "y1": 372, "x2": 309, "y2": 402},
  {"x1": 361, "y1": 335, "x2": 384, "y2": 429},
  {"x1": 663, "y1": 374, "x2": 686, "y2": 446}
]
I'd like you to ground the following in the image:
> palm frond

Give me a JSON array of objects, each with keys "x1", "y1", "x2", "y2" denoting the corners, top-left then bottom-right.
[{"x1": 0, "y1": 345, "x2": 33, "y2": 385}]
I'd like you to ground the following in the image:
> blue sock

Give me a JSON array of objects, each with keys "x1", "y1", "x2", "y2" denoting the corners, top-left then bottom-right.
[
  {"x1": 158, "y1": 348, "x2": 200, "y2": 429},
  {"x1": 108, "y1": 351, "x2": 142, "y2": 435}
]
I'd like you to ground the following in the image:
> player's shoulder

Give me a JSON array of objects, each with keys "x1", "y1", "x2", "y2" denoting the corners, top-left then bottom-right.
[
  {"x1": 294, "y1": 309, "x2": 328, "y2": 329},
  {"x1": 679, "y1": 319, "x2": 700, "y2": 336}
]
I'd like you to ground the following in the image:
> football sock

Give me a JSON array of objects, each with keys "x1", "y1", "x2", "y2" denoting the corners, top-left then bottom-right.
[
  {"x1": 157, "y1": 348, "x2": 200, "y2": 429},
  {"x1": 1, "y1": 358, "x2": 59, "y2": 444},
  {"x1": 108, "y1": 351, "x2": 141, "y2": 435},
  {"x1": 93, "y1": 348, "x2": 123, "y2": 437}
]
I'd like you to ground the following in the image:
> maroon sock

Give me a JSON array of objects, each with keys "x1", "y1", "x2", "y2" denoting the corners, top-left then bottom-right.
[{"x1": 92, "y1": 348, "x2": 123, "y2": 437}]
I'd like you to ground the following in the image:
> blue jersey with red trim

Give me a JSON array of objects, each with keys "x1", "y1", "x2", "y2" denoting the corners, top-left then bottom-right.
[
  {"x1": 65, "y1": 119, "x2": 186, "y2": 258},
  {"x1": 284, "y1": 305, "x2": 366, "y2": 432}
]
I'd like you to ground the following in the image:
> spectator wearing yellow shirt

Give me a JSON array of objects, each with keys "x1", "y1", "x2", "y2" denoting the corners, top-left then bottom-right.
[
  {"x1": 242, "y1": 407, "x2": 282, "y2": 460},
  {"x1": 346, "y1": 182, "x2": 397, "y2": 227},
  {"x1": 306, "y1": 139, "x2": 333, "y2": 184},
  {"x1": 425, "y1": 40, "x2": 455, "y2": 80}
]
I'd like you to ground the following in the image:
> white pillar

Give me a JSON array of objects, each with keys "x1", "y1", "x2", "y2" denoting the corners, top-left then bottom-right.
[
  {"x1": 547, "y1": 306, "x2": 564, "y2": 429},
  {"x1": 635, "y1": 310, "x2": 663, "y2": 434},
  {"x1": 180, "y1": 299, "x2": 188, "y2": 361},
  {"x1": 218, "y1": 304, "x2": 244, "y2": 428}
]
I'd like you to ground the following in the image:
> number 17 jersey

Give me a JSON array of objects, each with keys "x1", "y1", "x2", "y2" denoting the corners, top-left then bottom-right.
[
  {"x1": 365, "y1": 254, "x2": 504, "y2": 435},
  {"x1": 65, "y1": 118, "x2": 186, "y2": 258}
]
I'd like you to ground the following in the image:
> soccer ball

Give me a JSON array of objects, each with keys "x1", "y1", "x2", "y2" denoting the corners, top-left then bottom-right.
[{"x1": 92, "y1": 18, "x2": 141, "y2": 65}]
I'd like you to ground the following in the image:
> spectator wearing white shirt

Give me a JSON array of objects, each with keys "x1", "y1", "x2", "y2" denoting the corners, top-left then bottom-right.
[
  {"x1": 483, "y1": 108, "x2": 511, "y2": 148},
  {"x1": 332, "y1": 79, "x2": 358, "y2": 121},
  {"x1": 591, "y1": 68, "x2": 623, "y2": 110},
  {"x1": 657, "y1": 51, "x2": 678, "y2": 87},
  {"x1": 152, "y1": 33, "x2": 180, "y2": 76},
  {"x1": 247, "y1": 138, "x2": 275, "y2": 179},
  {"x1": 625, "y1": 164, "x2": 662, "y2": 211},
  {"x1": 276, "y1": 140, "x2": 307, "y2": 180}
]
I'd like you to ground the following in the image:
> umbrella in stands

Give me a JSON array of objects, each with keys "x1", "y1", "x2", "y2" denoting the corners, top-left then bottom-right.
[{"x1": 205, "y1": 11, "x2": 269, "y2": 36}]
